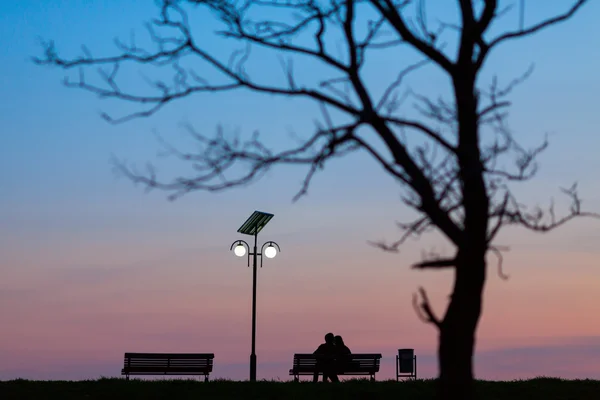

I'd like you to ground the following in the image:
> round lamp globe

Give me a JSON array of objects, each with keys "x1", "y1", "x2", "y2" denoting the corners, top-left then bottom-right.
[
  {"x1": 264, "y1": 245, "x2": 277, "y2": 259},
  {"x1": 234, "y1": 244, "x2": 246, "y2": 257}
]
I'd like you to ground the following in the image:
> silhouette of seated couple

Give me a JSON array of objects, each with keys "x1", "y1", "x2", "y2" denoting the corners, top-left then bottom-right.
[{"x1": 312, "y1": 332, "x2": 351, "y2": 382}]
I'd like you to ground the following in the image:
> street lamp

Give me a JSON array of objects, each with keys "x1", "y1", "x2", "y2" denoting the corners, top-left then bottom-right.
[{"x1": 230, "y1": 211, "x2": 281, "y2": 382}]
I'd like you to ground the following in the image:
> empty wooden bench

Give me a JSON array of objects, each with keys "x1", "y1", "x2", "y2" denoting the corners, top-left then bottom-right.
[
  {"x1": 121, "y1": 352, "x2": 215, "y2": 381},
  {"x1": 289, "y1": 353, "x2": 382, "y2": 382}
]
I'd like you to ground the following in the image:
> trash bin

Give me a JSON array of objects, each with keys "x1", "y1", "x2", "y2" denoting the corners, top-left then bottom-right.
[{"x1": 398, "y1": 348, "x2": 414, "y2": 373}]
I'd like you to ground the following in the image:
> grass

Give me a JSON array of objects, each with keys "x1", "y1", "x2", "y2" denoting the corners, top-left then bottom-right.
[{"x1": 1, "y1": 377, "x2": 599, "y2": 400}]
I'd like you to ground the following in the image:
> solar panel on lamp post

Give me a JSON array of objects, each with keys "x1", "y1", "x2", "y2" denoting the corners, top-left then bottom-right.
[{"x1": 229, "y1": 211, "x2": 281, "y2": 382}]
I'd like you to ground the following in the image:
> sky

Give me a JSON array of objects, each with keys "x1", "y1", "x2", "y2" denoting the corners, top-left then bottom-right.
[{"x1": 1, "y1": 0, "x2": 600, "y2": 382}]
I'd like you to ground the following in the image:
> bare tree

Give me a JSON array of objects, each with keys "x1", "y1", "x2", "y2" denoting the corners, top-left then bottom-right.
[{"x1": 35, "y1": 0, "x2": 597, "y2": 398}]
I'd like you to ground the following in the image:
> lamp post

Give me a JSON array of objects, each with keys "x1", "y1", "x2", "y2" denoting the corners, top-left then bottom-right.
[{"x1": 230, "y1": 211, "x2": 281, "y2": 382}]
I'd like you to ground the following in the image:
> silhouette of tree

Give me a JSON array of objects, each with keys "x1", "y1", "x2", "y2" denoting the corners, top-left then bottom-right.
[{"x1": 35, "y1": 1, "x2": 597, "y2": 398}]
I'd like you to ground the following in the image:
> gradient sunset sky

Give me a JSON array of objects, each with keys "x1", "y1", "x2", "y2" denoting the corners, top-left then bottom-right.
[{"x1": 1, "y1": 0, "x2": 599, "y2": 381}]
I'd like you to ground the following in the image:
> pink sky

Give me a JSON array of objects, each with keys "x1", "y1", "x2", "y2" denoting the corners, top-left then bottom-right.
[
  {"x1": 2, "y1": 0, "x2": 600, "y2": 382},
  {"x1": 2, "y1": 200, "x2": 599, "y2": 381}
]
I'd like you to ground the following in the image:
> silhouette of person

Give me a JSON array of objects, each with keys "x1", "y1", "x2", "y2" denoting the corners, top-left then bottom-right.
[
  {"x1": 334, "y1": 335, "x2": 351, "y2": 355},
  {"x1": 334, "y1": 335, "x2": 351, "y2": 375},
  {"x1": 313, "y1": 332, "x2": 338, "y2": 382}
]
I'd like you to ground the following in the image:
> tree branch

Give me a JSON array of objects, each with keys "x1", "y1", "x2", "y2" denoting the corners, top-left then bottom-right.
[
  {"x1": 413, "y1": 287, "x2": 442, "y2": 329},
  {"x1": 477, "y1": 0, "x2": 588, "y2": 67},
  {"x1": 369, "y1": 0, "x2": 454, "y2": 72}
]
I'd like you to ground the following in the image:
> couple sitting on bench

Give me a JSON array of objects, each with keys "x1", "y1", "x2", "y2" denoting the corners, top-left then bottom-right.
[{"x1": 312, "y1": 332, "x2": 352, "y2": 382}]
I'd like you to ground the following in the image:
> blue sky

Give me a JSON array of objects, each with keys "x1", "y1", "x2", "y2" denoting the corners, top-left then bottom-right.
[{"x1": 1, "y1": 0, "x2": 599, "y2": 381}]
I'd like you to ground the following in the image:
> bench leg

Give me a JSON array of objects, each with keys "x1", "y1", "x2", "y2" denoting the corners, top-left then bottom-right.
[
  {"x1": 414, "y1": 356, "x2": 417, "y2": 380},
  {"x1": 205, "y1": 375, "x2": 209, "y2": 383},
  {"x1": 370, "y1": 374, "x2": 375, "y2": 382},
  {"x1": 294, "y1": 375, "x2": 299, "y2": 383},
  {"x1": 126, "y1": 375, "x2": 130, "y2": 381}
]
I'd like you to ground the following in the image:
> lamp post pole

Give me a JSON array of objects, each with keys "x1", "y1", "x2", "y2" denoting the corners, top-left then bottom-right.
[
  {"x1": 230, "y1": 211, "x2": 281, "y2": 382},
  {"x1": 250, "y1": 232, "x2": 258, "y2": 381}
]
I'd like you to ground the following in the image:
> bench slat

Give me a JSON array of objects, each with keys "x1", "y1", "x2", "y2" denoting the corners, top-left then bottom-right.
[
  {"x1": 122, "y1": 367, "x2": 211, "y2": 373},
  {"x1": 127, "y1": 360, "x2": 212, "y2": 367},
  {"x1": 124, "y1": 353, "x2": 214, "y2": 359}
]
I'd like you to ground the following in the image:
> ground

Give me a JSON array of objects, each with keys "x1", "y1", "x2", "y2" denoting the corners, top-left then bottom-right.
[{"x1": 1, "y1": 377, "x2": 599, "y2": 399}]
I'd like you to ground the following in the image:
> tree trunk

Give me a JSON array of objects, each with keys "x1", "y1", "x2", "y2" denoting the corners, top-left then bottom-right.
[{"x1": 437, "y1": 252, "x2": 486, "y2": 400}]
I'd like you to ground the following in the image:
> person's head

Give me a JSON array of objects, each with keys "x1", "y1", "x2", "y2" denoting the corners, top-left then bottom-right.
[
  {"x1": 325, "y1": 332, "x2": 335, "y2": 344},
  {"x1": 334, "y1": 335, "x2": 344, "y2": 346}
]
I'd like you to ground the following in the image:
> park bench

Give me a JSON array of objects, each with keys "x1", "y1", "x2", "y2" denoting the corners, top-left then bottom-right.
[
  {"x1": 395, "y1": 348, "x2": 417, "y2": 380},
  {"x1": 121, "y1": 352, "x2": 215, "y2": 381},
  {"x1": 289, "y1": 353, "x2": 382, "y2": 382}
]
